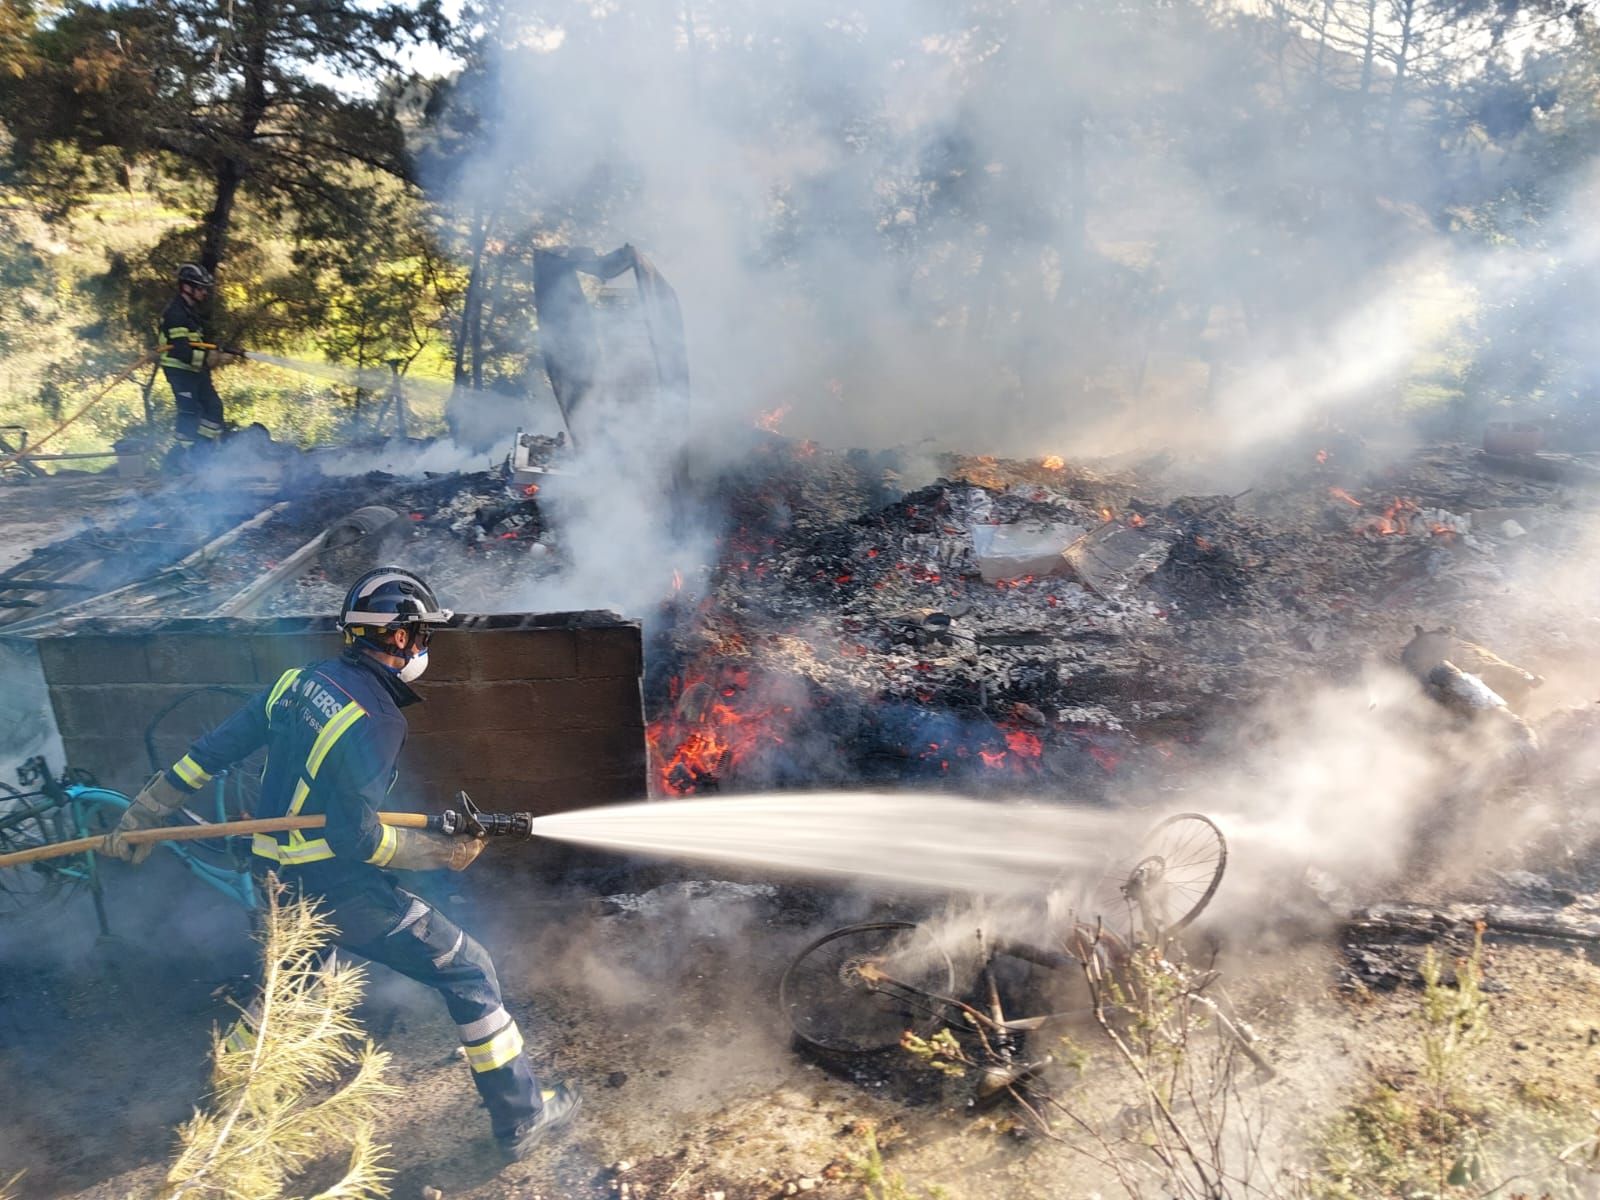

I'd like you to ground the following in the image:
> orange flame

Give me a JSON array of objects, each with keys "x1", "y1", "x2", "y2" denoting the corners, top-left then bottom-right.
[
  {"x1": 1098, "y1": 506, "x2": 1115, "y2": 523},
  {"x1": 995, "y1": 574, "x2": 1035, "y2": 590},
  {"x1": 522, "y1": 483, "x2": 541, "y2": 496},
  {"x1": 1328, "y1": 487, "x2": 1362, "y2": 508},
  {"x1": 1128, "y1": 512, "x2": 1146, "y2": 528},
  {"x1": 756, "y1": 404, "x2": 791, "y2": 432},
  {"x1": 646, "y1": 677, "x2": 788, "y2": 796},
  {"x1": 1315, "y1": 449, "x2": 1329, "y2": 465},
  {"x1": 671, "y1": 569, "x2": 683, "y2": 592},
  {"x1": 1360, "y1": 497, "x2": 1419, "y2": 536},
  {"x1": 1042, "y1": 454, "x2": 1065, "y2": 471}
]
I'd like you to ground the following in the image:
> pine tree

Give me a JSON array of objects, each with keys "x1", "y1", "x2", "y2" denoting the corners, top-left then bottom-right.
[{"x1": 162, "y1": 881, "x2": 397, "y2": 1200}]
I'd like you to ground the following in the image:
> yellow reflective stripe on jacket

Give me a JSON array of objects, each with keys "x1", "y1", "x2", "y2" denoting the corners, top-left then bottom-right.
[
  {"x1": 254, "y1": 696, "x2": 366, "y2": 867},
  {"x1": 159, "y1": 321, "x2": 207, "y2": 370},
  {"x1": 367, "y1": 821, "x2": 398, "y2": 866},
  {"x1": 308, "y1": 702, "x2": 364, "y2": 777},
  {"x1": 171, "y1": 754, "x2": 212, "y2": 789},
  {"x1": 266, "y1": 668, "x2": 302, "y2": 712},
  {"x1": 464, "y1": 1021, "x2": 525, "y2": 1073},
  {"x1": 159, "y1": 339, "x2": 205, "y2": 371}
]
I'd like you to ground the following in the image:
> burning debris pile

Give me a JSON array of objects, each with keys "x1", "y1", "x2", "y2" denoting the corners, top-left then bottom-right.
[
  {"x1": 11, "y1": 422, "x2": 1599, "y2": 821},
  {"x1": 645, "y1": 437, "x2": 1600, "y2": 799}
]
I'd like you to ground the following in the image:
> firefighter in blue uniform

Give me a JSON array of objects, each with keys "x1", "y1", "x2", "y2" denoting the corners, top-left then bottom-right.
[
  {"x1": 107, "y1": 567, "x2": 580, "y2": 1162},
  {"x1": 160, "y1": 263, "x2": 240, "y2": 457}
]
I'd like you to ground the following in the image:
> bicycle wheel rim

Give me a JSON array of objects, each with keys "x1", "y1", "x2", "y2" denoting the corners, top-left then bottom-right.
[
  {"x1": 144, "y1": 686, "x2": 263, "y2": 864},
  {"x1": 0, "y1": 782, "x2": 66, "y2": 913},
  {"x1": 1127, "y1": 812, "x2": 1227, "y2": 935},
  {"x1": 779, "y1": 921, "x2": 956, "y2": 1054}
]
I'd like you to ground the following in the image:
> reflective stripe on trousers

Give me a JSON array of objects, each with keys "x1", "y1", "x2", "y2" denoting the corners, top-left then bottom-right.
[{"x1": 230, "y1": 877, "x2": 542, "y2": 1138}]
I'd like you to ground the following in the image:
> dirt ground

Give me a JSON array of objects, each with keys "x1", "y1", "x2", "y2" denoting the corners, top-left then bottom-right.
[{"x1": 6, "y1": 844, "x2": 1600, "y2": 1200}]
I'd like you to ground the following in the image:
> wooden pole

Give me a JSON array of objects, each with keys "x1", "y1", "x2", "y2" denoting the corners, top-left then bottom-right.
[{"x1": 0, "y1": 811, "x2": 433, "y2": 870}]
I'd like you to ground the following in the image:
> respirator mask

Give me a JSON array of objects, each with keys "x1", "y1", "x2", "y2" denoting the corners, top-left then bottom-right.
[
  {"x1": 393, "y1": 623, "x2": 434, "y2": 682},
  {"x1": 397, "y1": 648, "x2": 429, "y2": 682},
  {"x1": 362, "y1": 623, "x2": 432, "y2": 682}
]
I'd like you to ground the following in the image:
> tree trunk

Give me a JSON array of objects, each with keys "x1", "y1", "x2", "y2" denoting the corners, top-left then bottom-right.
[
  {"x1": 454, "y1": 206, "x2": 492, "y2": 386},
  {"x1": 200, "y1": 0, "x2": 272, "y2": 272},
  {"x1": 1313, "y1": 0, "x2": 1335, "y2": 83},
  {"x1": 1384, "y1": 0, "x2": 1417, "y2": 152},
  {"x1": 201, "y1": 162, "x2": 244, "y2": 271},
  {"x1": 471, "y1": 244, "x2": 510, "y2": 391},
  {"x1": 1359, "y1": 0, "x2": 1378, "y2": 96}
]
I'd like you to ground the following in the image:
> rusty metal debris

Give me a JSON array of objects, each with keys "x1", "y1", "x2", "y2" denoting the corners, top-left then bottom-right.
[{"x1": 533, "y1": 244, "x2": 690, "y2": 445}]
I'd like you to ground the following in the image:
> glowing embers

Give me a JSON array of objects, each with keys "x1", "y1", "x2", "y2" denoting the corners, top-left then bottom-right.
[
  {"x1": 646, "y1": 669, "x2": 792, "y2": 796},
  {"x1": 917, "y1": 718, "x2": 1046, "y2": 777}
]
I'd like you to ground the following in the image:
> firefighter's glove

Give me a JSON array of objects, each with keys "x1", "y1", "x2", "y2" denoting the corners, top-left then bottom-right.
[
  {"x1": 204, "y1": 349, "x2": 244, "y2": 369},
  {"x1": 384, "y1": 828, "x2": 487, "y2": 872},
  {"x1": 105, "y1": 773, "x2": 188, "y2": 865}
]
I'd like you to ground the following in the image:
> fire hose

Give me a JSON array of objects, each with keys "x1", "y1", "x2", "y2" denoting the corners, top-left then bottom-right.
[
  {"x1": 0, "y1": 342, "x2": 246, "y2": 472},
  {"x1": 0, "y1": 792, "x2": 535, "y2": 870}
]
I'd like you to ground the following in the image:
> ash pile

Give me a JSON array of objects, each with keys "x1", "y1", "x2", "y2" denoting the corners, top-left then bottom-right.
[{"x1": 646, "y1": 436, "x2": 1600, "y2": 800}]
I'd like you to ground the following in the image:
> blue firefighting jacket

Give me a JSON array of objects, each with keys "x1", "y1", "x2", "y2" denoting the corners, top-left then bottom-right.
[
  {"x1": 164, "y1": 652, "x2": 418, "y2": 891},
  {"x1": 159, "y1": 294, "x2": 210, "y2": 373}
]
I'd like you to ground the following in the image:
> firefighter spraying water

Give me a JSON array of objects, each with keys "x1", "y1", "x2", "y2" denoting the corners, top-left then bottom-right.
[
  {"x1": 99, "y1": 567, "x2": 581, "y2": 1163},
  {"x1": 158, "y1": 263, "x2": 243, "y2": 463}
]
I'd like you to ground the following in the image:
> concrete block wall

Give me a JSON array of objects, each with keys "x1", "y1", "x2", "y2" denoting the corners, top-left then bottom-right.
[{"x1": 28, "y1": 611, "x2": 647, "y2": 815}]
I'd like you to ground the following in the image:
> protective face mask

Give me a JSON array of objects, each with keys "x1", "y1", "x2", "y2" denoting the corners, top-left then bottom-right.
[{"x1": 397, "y1": 648, "x2": 429, "y2": 683}]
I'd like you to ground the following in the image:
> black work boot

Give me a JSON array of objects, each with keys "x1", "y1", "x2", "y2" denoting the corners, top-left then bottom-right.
[{"x1": 497, "y1": 1082, "x2": 582, "y2": 1163}]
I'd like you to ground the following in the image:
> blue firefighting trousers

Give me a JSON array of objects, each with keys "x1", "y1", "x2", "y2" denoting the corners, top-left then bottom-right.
[{"x1": 230, "y1": 872, "x2": 543, "y2": 1138}]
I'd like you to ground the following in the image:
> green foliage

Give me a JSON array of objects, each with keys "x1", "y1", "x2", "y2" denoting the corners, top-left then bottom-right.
[
  {"x1": 0, "y1": 0, "x2": 40, "y2": 81},
  {"x1": 849, "y1": 1125, "x2": 949, "y2": 1200},
  {"x1": 1310, "y1": 931, "x2": 1595, "y2": 1200},
  {"x1": 899, "y1": 1027, "x2": 971, "y2": 1079},
  {"x1": 0, "y1": 169, "x2": 460, "y2": 461},
  {"x1": 1038, "y1": 931, "x2": 1286, "y2": 1199},
  {"x1": 1, "y1": 0, "x2": 448, "y2": 271},
  {"x1": 161, "y1": 881, "x2": 396, "y2": 1200}
]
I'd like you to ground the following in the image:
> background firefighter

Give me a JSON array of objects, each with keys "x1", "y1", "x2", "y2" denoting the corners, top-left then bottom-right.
[
  {"x1": 158, "y1": 263, "x2": 241, "y2": 456},
  {"x1": 105, "y1": 566, "x2": 580, "y2": 1162}
]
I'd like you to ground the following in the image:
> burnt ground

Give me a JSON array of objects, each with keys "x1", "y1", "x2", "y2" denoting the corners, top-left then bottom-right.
[
  {"x1": 9, "y1": 849, "x2": 1600, "y2": 1200},
  {"x1": 9, "y1": 435, "x2": 1600, "y2": 1196}
]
